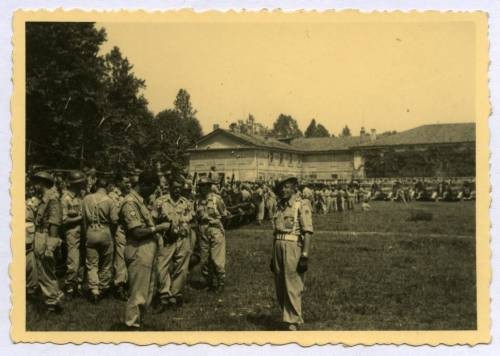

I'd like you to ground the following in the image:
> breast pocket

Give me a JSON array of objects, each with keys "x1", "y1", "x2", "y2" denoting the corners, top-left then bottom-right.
[{"x1": 283, "y1": 216, "x2": 295, "y2": 230}]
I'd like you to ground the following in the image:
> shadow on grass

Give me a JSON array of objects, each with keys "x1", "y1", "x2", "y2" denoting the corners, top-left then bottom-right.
[{"x1": 246, "y1": 313, "x2": 283, "y2": 331}]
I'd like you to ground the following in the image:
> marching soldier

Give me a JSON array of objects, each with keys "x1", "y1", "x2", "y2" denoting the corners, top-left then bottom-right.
[
  {"x1": 271, "y1": 176, "x2": 313, "y2": 330},
  {"x1": 61, "y1": 170, "x2": 85, "y2": 298},
  {"x1": 119, "y1": 170, "x2": 171, "y2": 329},
  {"x1": 82, "y1": 178, "x2": 118, "y2": 303},
  {"x1": 32, "y1": 171, "x2": 64, "y2": 313},
  {"x1": 153, "y1": 177, "x2": 195, "y2": 312},
  {"x1": 196, "y1": 177, "x2": 229, "y2": 293}
]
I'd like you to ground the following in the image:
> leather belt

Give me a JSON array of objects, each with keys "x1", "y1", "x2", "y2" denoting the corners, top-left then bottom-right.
[{"x1": 275, "y1": 234, "x2": 300, "y2": 242}]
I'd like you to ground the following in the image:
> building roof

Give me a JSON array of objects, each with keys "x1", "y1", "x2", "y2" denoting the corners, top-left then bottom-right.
[
  {"x1": 358, "y1": 123, "x2": 475, "y2": 148},
  {"x1": 190, "y1": 123, "x2": 475, "y2": 153},
  {"x1": 289, "y1": 136, "x2": 361, "y2": 151},
  {"x1": 189, "y1": 128, "x2": 300, "y2": 152}
]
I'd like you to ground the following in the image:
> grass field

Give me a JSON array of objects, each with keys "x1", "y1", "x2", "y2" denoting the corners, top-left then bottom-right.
[{"x1": 26, "y1": 201, "x2": 476, "y2": 331}]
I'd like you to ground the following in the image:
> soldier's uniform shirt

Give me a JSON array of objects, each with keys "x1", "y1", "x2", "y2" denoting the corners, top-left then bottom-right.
[
  {"x1": 61, "y1": 190, "x2": 83, "y2": 288},
  {"x1": 272, "y1": 193, "x2": 313, "y2": 325},
  {"x1": 33, "y1": 188, "x2": 64, "y2": 306},
  {"x1": 82, "y1": 189, "x2": 118, "y2": 295},
  {"x1": 153, "y1": 194, "x2": 194, "y2": 303},
  {"x1": 119, "y1": 189, "x2": 157, "y2": 328},
  {"x1": 196, "y1": 192, "x2": 228, "y2": 288}
]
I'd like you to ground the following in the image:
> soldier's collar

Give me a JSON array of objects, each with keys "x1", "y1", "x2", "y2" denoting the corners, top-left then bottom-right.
[
  {"x1": 129, "y1": 189, "x2": 144, "y2": 203},
  {"x1": 41, "y1": 189, "x2": 55, "y2": 203},
  {"x1": 287, "y1": 194, "x2": 299, "y2": 206}
]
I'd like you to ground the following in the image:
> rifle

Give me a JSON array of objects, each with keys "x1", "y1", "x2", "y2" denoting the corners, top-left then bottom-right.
[
  {"x1": 230, "y1": 173, "x2": 235, "y2": 188},
  {"x1": 192, "y1": 172, "x2": 198, "y2": 197},
  {"x1": 219, "y1": 174, "x2": 225, "y2": 190}
]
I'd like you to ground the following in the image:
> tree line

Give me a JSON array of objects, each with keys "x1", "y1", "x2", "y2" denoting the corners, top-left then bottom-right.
[
  {"x1": 26, "y1": 22, "x2": 202, "y2": 176},
  {"x1": 228, "y1": 114, "x2": 358, "y2": 139}
]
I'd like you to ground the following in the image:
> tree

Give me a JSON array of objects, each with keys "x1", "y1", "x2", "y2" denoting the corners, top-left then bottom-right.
[
  {"x1": 305, "y1": 119, "x2": 330, "y2": 138},
  {"x1": 315, "y1": 123, "x2": 330, "y2": 137},
  {"x1": 270, "y1": 114, "x2": 303, "y2": 138},
  {"x1": 340, "y1": 125, "x2": 352, "y2": 137},
  {"x1": 304, "y1": 119, "x2": 317, "y2": 138},
  {"x1": 151, "y1": 89, "x2": 203, "y2": 175},
  {"x1": 26, "y1": 22, "x2": 107, "y2": 168},
  {"x1": 151, "y1": 108, "x2": 203, "y2": 177},
  {"x1": 174, "y1": 88, "x2": 197, "y2": 120},
  {"x1": 96, "y1": 46, "x2": 154, "y2": 172}
]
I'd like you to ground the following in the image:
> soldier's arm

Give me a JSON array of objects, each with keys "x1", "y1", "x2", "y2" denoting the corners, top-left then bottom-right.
[
  {"x1": 122, "y1": 202, "x2": 170, "y2": 239},
  {"x1": 299, "y1": 202, "x2": 314, "y2": 256},
  {"x1": 216, "y1": 196, "x2": 229, "y2": 217},
  {"x1": 46, "y1": 200, "x2": 62, "y2": 239}
]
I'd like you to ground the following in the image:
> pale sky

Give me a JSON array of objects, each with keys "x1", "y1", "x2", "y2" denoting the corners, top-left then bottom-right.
[{"x1": 98, "y1": 19, "x2": 476, "y2": 136}]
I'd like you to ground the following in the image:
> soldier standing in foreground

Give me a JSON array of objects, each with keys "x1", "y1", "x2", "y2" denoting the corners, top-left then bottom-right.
[
  {"x1": 32, "y1": 171, "x2": 64, "y2": 313},
  {"x1": 271, "y1": 176, "x2": 313, "y2": 330},
  {"x1": 196, "y1": 177, "x2": 228, "y2": 293},
  {"x1": 153, "y1": 177, "x2": 194, "y2": 312},
  {"x1": 61, "y1": 170, "x2": 85, "y2": 298},
  {"x1": 119, "y1": 170, "x2": 171, "y2": 329},
  {"x1": 82, "y1": 178, "x2": 118, "y2": 303}
]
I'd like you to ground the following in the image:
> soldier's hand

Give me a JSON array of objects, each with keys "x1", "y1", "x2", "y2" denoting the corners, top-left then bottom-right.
[
  {"x1": 156, "y1": 222, "x2": 171, "y2": 232},
  {"x1": 297, "y1": 256, "x2": 308, "y2": 273}
]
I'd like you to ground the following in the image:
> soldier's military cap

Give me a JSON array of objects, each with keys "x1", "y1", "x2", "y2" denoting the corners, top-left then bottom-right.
[
  {"x1": 275, "y1": 176, "x2": 299, "y2": 191},
  {"x1": 169, "y1": 176, "x2": 184, "y2": 188},
  {"x1": 198, "y1": 176, "x2": 215, "y2": 186},
  {"x1": 32, "y1": 171, "x2": 55, "y2": 184},
  {"x1": 67, "y1": 170, "x2": 86, "y2": 184}
]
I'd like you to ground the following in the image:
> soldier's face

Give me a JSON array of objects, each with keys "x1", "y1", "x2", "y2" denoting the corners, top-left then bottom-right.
[
  {"x1": 138, "y1": 182, "x2": 155, "y2": 199},
  {"x1": 281, "y1": 183, "x2": 295, "y2": 199},
  {"x1": 170, "y1": 184, "x2": 181, "y2": 199}
]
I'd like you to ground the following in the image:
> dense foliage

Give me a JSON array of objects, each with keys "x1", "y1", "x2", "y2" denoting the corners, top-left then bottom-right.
[{"x1": 26, "y1": 22, "x2": 203, "y2": 174}]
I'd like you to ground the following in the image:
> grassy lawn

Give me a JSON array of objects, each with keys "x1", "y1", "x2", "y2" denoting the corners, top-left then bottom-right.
[{"x1": 26, "y1": 201, "x2": 476, "y2": 331}]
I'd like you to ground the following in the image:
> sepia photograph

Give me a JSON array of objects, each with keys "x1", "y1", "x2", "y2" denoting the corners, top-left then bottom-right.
[{"x1": 10, "y1": 9, "x2": 490, "y2": 345}]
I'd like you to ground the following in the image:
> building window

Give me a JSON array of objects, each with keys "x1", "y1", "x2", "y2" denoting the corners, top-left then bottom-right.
[
  {"x1": 269, "y1": 151, "x2": 274, "y2": 163},
  {"x1": 279, "y1": 153, "x2": 284, "y2": 165},
  {"x1": 331, "y1": 174, "x2": 338, "y2": 179},
  {"x1": 289, "y1": 153, "x2": 293, "y2": 164}
]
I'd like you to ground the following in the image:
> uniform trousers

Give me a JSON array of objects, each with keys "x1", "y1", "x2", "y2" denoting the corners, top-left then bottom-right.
[
  {"x1": 272, "y1": 239, "x2": 305, "y2": 325},
  {"x1": 257, "y1": 200, "x2": 265, "y2": 222},
  {"x1": 113, "y1": 225, "x2": 128, "y2": 286},
  {"x1": 124, "y1": 238, "x2": 157, "y2": 327},
  {"x1": 199, "y1": 225, "x2": 226, "y2": 287},
  {"x1": 26, "y1": 246, "x2": 38, "y2": 295},
  {"x1": 85, "y1": 225, "x2": 114, "y2": 295},
  {"x1": 33, "y1": 232, "x2": 64, "y2": 306},
  {"x1": 64, "y1": 224, "x2": 83, "y2": 289},
  {"x1": 156, "y1": 234, "x2": 192, "y2": 303}
]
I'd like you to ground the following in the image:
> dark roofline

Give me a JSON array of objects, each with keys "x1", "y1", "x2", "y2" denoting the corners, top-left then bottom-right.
[
  {"x1": 188, "y1": 128, "x2": 302, "y2": 153},
  {"x1": 190, "y1": 123, "x2": 475, "y2": 154},
  {"x1": 352, "y1": 140, "x2": 475, "y2": 150}
]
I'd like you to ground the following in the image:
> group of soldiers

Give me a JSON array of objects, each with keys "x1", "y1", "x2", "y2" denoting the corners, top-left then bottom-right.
[
  {"x1": 26, "y1": 167, "x2": 315, "y2": 330},
  {"x1": 26, "y1": 165, "x2": 475, "y2": 330}
]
